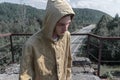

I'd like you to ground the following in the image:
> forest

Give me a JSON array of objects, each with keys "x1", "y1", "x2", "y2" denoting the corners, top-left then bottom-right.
[{"x1": 0, "y1": 2, "x2": 110, "y2": 34}]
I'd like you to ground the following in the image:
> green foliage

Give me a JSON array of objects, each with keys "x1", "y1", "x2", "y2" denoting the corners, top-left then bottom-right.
[
  {"x1": 107, "y1": 14, "x2": 120, "y2": 31},
  {"x1": 0, "y1": 2, "x2": 43, "y2": 34},
  {"x1": 83, "y1": 14, "x2": 120, "y2": 64},
  {"x1": 102, "y1": 70, "x2": 120, "y2": 80},
  {"x1": 92, "y1": 15, "x2": 112, "y2": 36},
  {"x1": 0, "y1": 3, "x2": 110, "y2": 34}
]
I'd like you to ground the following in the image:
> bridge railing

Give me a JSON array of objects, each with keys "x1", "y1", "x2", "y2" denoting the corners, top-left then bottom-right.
[
  {"x1": 71, "y1": 33, "x2": 120, "y2": 77},
  {"x1": 0, "y1": 33, "x2": 32, "y2": 64},
  {"x1": 0, "y1": 33, "x2": 120, "y2": 77}
]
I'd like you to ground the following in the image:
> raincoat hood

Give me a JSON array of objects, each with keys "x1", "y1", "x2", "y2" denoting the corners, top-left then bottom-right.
[{"x1": 41, "y1": 0, "x2": 75, "y2": 41}]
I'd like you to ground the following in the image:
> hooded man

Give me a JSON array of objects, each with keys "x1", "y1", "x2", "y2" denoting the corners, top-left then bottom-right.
[{"x1": 19, "y1": 0, "x2": 75, "y2": 80}]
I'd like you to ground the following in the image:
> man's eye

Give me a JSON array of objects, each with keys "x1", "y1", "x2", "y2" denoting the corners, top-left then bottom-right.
[{"x1": 58, "y1": 24, "x2": 64, "y2": 26}]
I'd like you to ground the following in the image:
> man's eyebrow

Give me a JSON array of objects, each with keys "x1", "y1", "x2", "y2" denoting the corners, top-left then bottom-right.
[
  {"x1": 58, "y1": 22, "x2": 71, "y2": 25},
  {"x1": 59, "y1": 21, "x2": 71, "y2": 24}
]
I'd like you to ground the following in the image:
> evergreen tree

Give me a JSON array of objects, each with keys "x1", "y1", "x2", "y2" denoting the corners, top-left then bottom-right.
[{"x1": 93, "y1": 15, "x2": 112, "y2": 36}]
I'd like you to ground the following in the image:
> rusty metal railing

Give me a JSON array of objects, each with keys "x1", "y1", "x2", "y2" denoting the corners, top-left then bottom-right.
[
  {"x1": 1, "y1": 33, "x2": 120, "y2": 77},
  {"x1": 0, "y1": 33, "x2": 32, "y2": 63},
  {"x1": 71, "y1": 33, "x2": 120, "y2": 76}
]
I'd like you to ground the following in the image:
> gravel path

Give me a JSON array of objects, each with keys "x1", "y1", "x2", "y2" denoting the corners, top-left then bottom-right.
[{"x1": 0, "y1": 74, "x2": 19, "y2": 80}]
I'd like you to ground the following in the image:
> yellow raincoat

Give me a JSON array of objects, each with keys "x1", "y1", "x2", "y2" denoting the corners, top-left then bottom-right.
[{"x1": 19, "y1": 0, "x2": 75, "y2": 80}]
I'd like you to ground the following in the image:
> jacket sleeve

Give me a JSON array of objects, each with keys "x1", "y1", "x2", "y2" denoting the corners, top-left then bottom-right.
[
  {"x1": 66, "y1": 33, "x2": 72, "y2": 80},
  {"x1": 19, "y1": 42, "x2": 34, "y2": 80}
]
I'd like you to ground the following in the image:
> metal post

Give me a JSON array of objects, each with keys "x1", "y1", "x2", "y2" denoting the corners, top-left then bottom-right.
[
  {"x1": 87, "y1": 34, "x2": 90, "y2": 58},
  {"x1": 10, "y1": 35, "x2": 14, "y2": 63},
  {"x1": 97, "y1": 38, "x2": 102, "y2": 76}
]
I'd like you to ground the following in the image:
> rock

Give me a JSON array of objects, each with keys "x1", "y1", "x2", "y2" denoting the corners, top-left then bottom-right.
[
  {"x1": 72, "y1": 73, "x2": 101, "y2": 80},
  {"x1": 0, "y1": 67, "x2": 5, "y2": 74},
  {"x1": 5, "y1": 63, "x2": 20, "y2": 74}
]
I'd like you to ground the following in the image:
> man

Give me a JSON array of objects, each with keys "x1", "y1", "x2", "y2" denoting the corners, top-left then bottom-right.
[{"x1": 19, "y1": 0, "x2": 75, "y2": 80}]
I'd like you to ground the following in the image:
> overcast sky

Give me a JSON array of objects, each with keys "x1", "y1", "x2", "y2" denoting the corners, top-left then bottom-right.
[{"x1": 0, "y1": 0, "x2": 120, "y2": 17}]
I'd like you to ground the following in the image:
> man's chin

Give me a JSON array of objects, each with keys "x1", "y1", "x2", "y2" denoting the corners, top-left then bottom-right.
[
  {"x1": 61, "y1": 32, "x2": 66, "y2": 35},
  {"x1": 58, "y1": 31, "x2": 66, "y2": 36}
]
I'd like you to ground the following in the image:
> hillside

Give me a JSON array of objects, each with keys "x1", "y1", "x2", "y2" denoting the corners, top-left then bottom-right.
[
  {"x1": 0, "y1": 2, "x2": 112, "y2": 33},
  {"x1": 73, "y1": 8, "x2": 112, "y2": 27},
  {"x1": 0, "y1": 2, "x2": 44, "y2": 21},
  {"x1": 0, "y1": 2, "x2": 43, "y2": 34}
]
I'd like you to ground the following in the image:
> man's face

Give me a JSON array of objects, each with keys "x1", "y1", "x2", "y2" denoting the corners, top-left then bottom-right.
[{"x1": 54, "y1": 16, "x2": 71, "y2": 36}]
